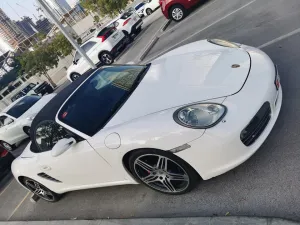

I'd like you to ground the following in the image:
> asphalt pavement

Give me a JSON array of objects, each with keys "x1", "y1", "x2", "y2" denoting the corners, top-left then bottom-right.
[{"x1": 2, "y1": 0, "x2": 300, "y2": 222}]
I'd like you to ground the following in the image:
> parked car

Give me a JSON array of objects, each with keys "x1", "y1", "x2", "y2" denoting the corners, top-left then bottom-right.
[
  {"x1": 112, "y1": 11, "x2": 143, "y2": 39},
  {"x1": 0, "y1": 94, "x2": 56, "y2": 151},
  {"x1": 159, "y1": 0, "x2": 200, "y2": 21},
  {"x1": 67, "y1": 24, "x2": 129, "y2": 82},
  {"x1": 11, "y1": 82, "x2": 54, "y2": 102},
  {"x1": 12, "y1": 39, "x2": 282, "y2": 202},
  {"x1": 143, "y1": 0, "x2": 160, "y2": 16},
  {"x1": 134, "y1": 2, "x2": 146, "y2": 17},
  {"x1": 0, "y1": 148, "x2": 14, "y2": 180}
]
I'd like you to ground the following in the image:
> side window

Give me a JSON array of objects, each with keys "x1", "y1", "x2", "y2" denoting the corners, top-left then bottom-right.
[
  {"x1": 82, "y1": 41, "x2": 97, "y2": 52},
  {"x1": 34, "y1": 121, "x2": 70, "y2": 153},
  {"x1": 0, "y1": 116, "x2": 13, "y2": 128}
]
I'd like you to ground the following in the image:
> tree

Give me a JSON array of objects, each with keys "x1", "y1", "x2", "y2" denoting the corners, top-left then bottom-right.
[
  {"x1": 51, "y1": 33, "x2": 74, "y2": 58},
  {"x1": 18, "y1": 45, "x2": 59, "y2": 88},
  {"x1": 80, "y1": 0, "x2": 129, "y2": 17},
  {"x1": 94, "y1": 15, "x2": 100, "y2": 24}
]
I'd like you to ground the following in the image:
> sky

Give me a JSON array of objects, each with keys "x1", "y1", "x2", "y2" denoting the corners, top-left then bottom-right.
[{"x1": 0, "y1": 0, "x2": 78, "y2": 22}]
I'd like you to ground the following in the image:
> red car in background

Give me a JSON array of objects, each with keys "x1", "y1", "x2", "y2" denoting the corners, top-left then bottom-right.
[{"x1": 159, "y1": 0, "x2": 200, "y2": 21}]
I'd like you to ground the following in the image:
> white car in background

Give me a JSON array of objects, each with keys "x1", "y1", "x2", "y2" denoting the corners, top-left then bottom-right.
[
  {"x1": 111, "y1": 11, "x2": 143, "y2": 39},
  {"x1": 143, "y1": 0, "x2": 160, "y2": 16},
  {"x1": 12, "y1": 39, "x2": 282, "y2": 202},
  {"x1": 0, "y1": 94, "x2": 55, "y2": 151},
  {"x1": 66, "y1": 24, "x2": 129, "y2": 82},
  {"x1": 134, "y1": 2, "x2": 146, "y2": 17}
]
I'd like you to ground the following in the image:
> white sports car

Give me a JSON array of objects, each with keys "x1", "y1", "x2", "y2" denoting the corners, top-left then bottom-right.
[{"x1": 12, "y1": 40, "x2": 282, "y2": 202}]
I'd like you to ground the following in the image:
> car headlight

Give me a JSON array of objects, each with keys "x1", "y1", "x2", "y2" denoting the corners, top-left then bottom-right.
[
  {"x1": 208, "y1": 39, "x2": 240, "y2": 48},
  {"x1": 174, "y1": 103, "x2": 227, "y2": 129}
]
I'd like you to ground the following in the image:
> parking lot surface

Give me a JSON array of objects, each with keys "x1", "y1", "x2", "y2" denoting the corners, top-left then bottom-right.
[{"x1": 2, "y1": 0, "x2": 300, "y2": 222}]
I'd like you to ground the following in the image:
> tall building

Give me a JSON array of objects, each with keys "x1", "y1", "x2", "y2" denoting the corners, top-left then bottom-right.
[
  {"x1": 35, "y1": 18, "x2": 53, "y2": 34},
  {"x1": 15, "y1": 17, "x2": 37, "y2": 37},
  {"x1": 43, "y1": 0, "x2": 72, "y2": 19},
  {"x1": 0, "y1": 8, "x2": 25, "y2": 49}
]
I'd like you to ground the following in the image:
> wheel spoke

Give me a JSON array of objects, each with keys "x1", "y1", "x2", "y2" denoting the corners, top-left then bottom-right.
[
  {"x1": 143, "y1": 175, "x2": 158, "y2": 184},
  {"x1": 161, "y1": 179, "x2": 176, "y2": 192},
  {"x1": 156, "y1": 156, "x2": 167, "y2": 170},
  {"x1": 168, "y1": 173, "x2": 188, "y2": 181},
  {"x1": 135, "y1": 159, "x2": 154, "y2": 172}
]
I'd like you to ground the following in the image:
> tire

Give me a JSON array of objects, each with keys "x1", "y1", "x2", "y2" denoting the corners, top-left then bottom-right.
[
  {"x1": 22, "y1": 177, "x2": 61, "y2": 202},
  {"x1": 169, "y1": 4, "x2": 186, "y2": 22},
  {"x1": 70, "y1": 73, "x2": 81, "y2": 82},
  {"x1": 0, "y1": 141, "x2": 14, "y2": 152},
  {"x1": 146, "y1": 8, "x2": 153, "y2": 15},
  {"x1": 128, "y1": 149, "x2": 199, "y2": 195},
  {"x1": 23, "y1": 126, "x2": 31, "y2": 136},
  {"x1": 122, "y1": 30, "x2": 133, "y2": 43},
  {"x1": 99, "y1": 51, "x2": 114, "y2": 65}
]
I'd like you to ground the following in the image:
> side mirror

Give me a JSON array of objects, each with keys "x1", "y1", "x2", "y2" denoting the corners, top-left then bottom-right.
[
  {"x1": 51, "y1": 137, "x2": 76, "y2": 157},
  {"x1": 73, "y1": 60, "x2": 78, "y2": 65}
]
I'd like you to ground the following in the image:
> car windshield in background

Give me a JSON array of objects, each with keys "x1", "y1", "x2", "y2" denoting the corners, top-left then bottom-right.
[
  {"x1": 97, "y1": 24, "x2": 115, "y2": 37},
  {"x1": 58, "y1": 65, "x2": 147, "y2": 136},
  {"x1": 6, "y1": 95, "x2": 41, "y2": 118},
  {"x1": 135, "y1": 3, "x2": 145, "y2": 10},
  {"x1": 22, "y1": 83, "x2": 36, "y2": 94},
  {"x1": 120, "y1": 12, "x2": 133, "y2": 20}
]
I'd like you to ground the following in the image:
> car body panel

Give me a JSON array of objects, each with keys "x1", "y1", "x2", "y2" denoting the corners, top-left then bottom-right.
[
  {"x1": 0, "y1": 94, "x2": 56, "y2": 145},
  {"x1": 66, "y1": 30, "x2": 126, "y2": 81},
  {"x1": 144, "y1": 0, "x2": 160, "y2": 16},
  {"x1": 12, "y1": 41, "x2": 282, "y2": 197},
  {"x1": 160, "y1": 0, "x2": 200, "y2": 19},
  {"x1": 106, "y1": 41, "x2": 250, "y2": 127}
]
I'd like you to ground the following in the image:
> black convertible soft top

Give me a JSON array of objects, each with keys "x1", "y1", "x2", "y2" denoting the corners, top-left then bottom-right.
[{"x1": 29, "y1": 69, "x2": 98, "y2": 151}]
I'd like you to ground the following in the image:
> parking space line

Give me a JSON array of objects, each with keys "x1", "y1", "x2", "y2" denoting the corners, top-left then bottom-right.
[
  {"x1": 158, "y1": 0, "x2": 217, "y2": 37},
  {"x1": 7, "y1": 191, "x2": 31, "y2": 221},
  {"x1": 144, "y1": 0, "x2": 256, "y2": 63},
  {"x1": 0, "y1": 179, "x2": 13, "y2": 197},
  {"x1": 258, "y1": 27, "x2": 300, "y2": 49}
]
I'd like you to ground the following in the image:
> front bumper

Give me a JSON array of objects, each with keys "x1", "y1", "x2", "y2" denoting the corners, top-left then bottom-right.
[{"x1": 176, "y1": 46, "x2": 283, "y2": 180}]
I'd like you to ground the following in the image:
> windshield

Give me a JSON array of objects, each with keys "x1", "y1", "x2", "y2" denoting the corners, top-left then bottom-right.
[
  {"x1": 6, "y1": 95, "x2": 41, "y2": 118},
  {"x1": 58, "y1": 65, "x2": 148, "y2": 136},
  {"x1": 22, "y1": 83, "x2": 36, "y2": 94},
  {"x1": 135, "y1": 3, "x2": 145, "y2": 10}
]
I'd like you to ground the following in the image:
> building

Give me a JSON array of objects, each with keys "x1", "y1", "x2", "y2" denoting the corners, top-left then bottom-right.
[
  {"x1": 15, "y1": 17, "x2": 37, "y2": 37},
  {"x1": 35, "y1": 18, "x2": 53, "y2": 34},
  {"x1": 0, "y1": 8, "x2": 25, "y2": 49},
  {"x1": 43, "y1": 0, "x2": 72, "y2": 19}
]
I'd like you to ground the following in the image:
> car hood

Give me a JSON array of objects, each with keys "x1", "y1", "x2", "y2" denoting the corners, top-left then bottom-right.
[{"x1": 106, "y1": 41, "x2": 250, "y2": 127}]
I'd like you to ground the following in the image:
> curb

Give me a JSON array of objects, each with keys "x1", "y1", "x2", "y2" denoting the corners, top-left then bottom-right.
[
  {"x1": 1, "y1": 217, "x2": 299, "y2": 225},
  {"x1": 160, "y1": 19, "x2": 172, "y2": 32},
  {"x1": 138, "y1": 19, "x2": 171, "y2": 62},
  {"x1": 139, "y1": 36, "x2": 159, "y2": 61}
]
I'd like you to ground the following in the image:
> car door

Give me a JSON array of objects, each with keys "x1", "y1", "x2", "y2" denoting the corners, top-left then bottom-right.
[
  {"x1": 82, "y1": 41, "x2": 99, "y2": 64},
  {"x1": 32, "y1": 121, "x2": 123, "y2": 187},
  {"x1": 72, "y1": 51, "x2": 89, "y2": 75},
  {"x1": 0, "y1": 114, "x2": 23, "y2": 144}
]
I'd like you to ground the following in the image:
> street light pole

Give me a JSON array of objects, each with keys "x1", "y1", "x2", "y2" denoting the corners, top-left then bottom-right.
[{"x1": 36, "y1": 0, "x2": 96, "y2": 69}]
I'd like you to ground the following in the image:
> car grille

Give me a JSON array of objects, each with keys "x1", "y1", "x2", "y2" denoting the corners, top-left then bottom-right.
[
  {"x1": 37, "y1": 173, "x2": 62, "y2": 183},
  {"x1": 240, "y1": 102, "x2": 271, "y2": 146}
]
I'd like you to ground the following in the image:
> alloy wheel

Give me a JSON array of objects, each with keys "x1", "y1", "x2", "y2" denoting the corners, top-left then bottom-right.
[
  {"x1": 172, "y1": 8, "x2": 184, "y2": 21},
  {"x1": 146, "y1": 9, "x2": 152, "y2": 15},
  {"x1": 25, "y1": 179, "x2": 55, "y2": 202},
  {"x1": 102, "y1": 53, "x2": 113, "y2": 64},
  {"x1": 133, "y1": 154, "x2": 190, "y2": 193},
  {"x1": 71, "y1": 73, "x2": 80, "y2": 81}
]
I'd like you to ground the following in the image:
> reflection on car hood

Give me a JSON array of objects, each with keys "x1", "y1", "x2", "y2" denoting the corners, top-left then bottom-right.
[{"x1": 106, "y1": 40, "x2": 251, "y2": 127}]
